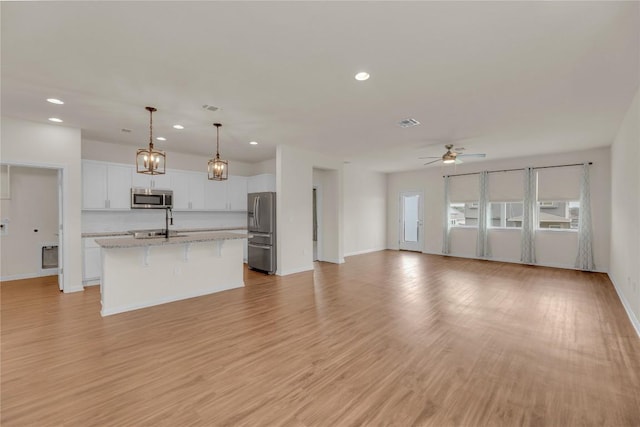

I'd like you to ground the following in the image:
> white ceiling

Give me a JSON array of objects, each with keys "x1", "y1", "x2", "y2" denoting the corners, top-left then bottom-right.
[{"x1": 2, "y1": 2, "x2": 638, "y2": 172}]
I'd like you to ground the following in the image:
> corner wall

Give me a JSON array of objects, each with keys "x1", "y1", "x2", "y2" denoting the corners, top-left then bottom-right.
[
  {"x1": 343, "y1": 164, "x2": 387, "y2": 256},
  {"x1": 1, "y1": 116, "x2": 83, "y2": 292},
  {"x1": 276, "y1": 145, "x2": 343, "y2": 275},
  {"x1": 610, "y1": 88, "x2": 640, "y2": 335}
]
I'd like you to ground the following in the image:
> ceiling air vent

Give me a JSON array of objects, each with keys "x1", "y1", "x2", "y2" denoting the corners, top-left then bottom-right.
[
  {"x1": 202, "y1": 104, "x2": 219, "y2": 112},
  {"x1": 397, "y1": 118, "x2": 420, "y2": 128}
]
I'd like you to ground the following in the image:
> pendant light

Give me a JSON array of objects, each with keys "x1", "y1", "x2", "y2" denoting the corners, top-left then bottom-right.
[
  {"x1": 136, "y1": 106, "x2": 166, "y2": 175},
  {"x1": 208, "y1": 123, "x2": 228, "y2": 181}
]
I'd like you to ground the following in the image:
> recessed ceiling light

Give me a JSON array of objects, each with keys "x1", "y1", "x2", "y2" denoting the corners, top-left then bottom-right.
[
  {"x1": 173, "y1": 124, "x2": 184, "y2": 130},
  {"x1": 48, "y1": 117, "x2": 63, "y2": 123},
  {"x1": 47, "y1": 98, "x2": 64, "y2": 105},
  {"x1": 121, "y1": 128, "x2": 132, "y2": 133},
  {"x1": 156, "y1": 137, "x2": 166, "y2": 141},
  {"x1": 355, "y1": 72, "x2": 370, "y2": 81},
  {"x1": 249, "y1": 141, "x2": 258, "y2": 145}
]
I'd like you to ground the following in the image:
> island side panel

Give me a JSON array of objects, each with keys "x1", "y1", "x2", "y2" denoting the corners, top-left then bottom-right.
[{"x1": 100, "y1": 239, "x2": 244, "y2": 316}]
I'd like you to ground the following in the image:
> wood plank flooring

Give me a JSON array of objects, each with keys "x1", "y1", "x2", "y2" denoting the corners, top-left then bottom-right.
[{"x1": 2, "y1": 251, "x2": 639, "y2": 426}]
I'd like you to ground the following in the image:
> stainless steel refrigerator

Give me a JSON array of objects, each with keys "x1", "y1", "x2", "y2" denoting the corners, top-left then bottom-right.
[{"x1": 247, "y1": 192, "x2": 276, "y2": 274}]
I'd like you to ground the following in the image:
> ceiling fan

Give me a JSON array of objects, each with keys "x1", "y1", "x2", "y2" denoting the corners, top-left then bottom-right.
[{"x1": 419, "y1": 144, "x2": 486, "y2": 165}]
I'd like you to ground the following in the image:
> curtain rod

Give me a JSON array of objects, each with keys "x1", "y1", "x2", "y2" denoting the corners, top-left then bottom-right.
[{"x1": 443, "y1": 162, "x2": 592, "y2": 178}]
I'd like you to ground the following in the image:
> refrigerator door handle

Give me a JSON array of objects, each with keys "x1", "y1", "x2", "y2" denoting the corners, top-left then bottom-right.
[
  {"x1": 255, "y1": 196, "x2": 260, "y2": 228},
  {"x1": 249, "y1": 243, "x2": 271, "y2": 249}
]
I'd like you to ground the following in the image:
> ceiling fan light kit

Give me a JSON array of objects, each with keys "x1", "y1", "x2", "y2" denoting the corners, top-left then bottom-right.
[{"x1": 420, "y1": 143, "x2": 486, "y2": 166}]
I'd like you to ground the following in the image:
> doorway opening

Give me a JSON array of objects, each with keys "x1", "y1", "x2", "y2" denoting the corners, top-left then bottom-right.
[
  {"x1": 399, "y1": 191, "x2": 423, "y2": 252},
  {"x1": 0, "y1": 164, "x2": 64, "y2": 290}
]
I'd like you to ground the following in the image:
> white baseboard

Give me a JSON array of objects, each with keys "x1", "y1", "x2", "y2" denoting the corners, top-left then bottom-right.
[
  {"x1": 101, "y1": 281, "x2": 244, "y2": 316},
  {"x1": 64, "y1": 286, "x2": 85, "y2": 293},
  {"x1": 608, "y1": 274, "x2": 640, "y2": 338},
  {"x1": 345, "y1": 247, "x2": 387, "y2": 257},
  {"x1": 420, "y1": 250, "x2": 608, "y2": 273},
  {"x1": 320, "y1": 257, "x2": 345, "y2": 264},
  {"x1": 1, "y1": 271, "x2": 58, "y2": 282},
  {"x1": 83, "y1": 279, "x2": 100, "y2": 286},
  {"x1": 276, "y1": 265, "x2": 314, "y2": 276}
]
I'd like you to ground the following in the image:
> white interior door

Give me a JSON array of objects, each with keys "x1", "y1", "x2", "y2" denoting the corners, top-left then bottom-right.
[{"x1": 399, "y1": 191, "x2": 423, "y2": 252}]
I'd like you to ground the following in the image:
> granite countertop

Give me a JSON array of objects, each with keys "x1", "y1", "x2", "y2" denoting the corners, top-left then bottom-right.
[
  {"x1": 95, "y1": 232, "x2": 250, "y2": 249},
  {"x1": 83, "y1": 226, "x2": 247, "y2": 238}
]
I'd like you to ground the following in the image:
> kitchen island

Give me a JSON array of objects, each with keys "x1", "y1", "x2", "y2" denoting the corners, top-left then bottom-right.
[{"x1": 95, "y1": 232, "x2": 248, "y2": 316}]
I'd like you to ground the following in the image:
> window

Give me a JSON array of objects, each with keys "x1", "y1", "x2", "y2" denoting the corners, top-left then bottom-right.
[
  {"x1": 488, "y1": 202, "x2": 524, "y2": 228},
  {"x1": 537, "y1": 201, "x2": 579, "y2": 230},
  {"x1": 449, "y1": 202, "x2": 478, "y2": 227}
]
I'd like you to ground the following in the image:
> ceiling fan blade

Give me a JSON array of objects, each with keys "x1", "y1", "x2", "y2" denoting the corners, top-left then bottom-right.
[
  {"x1": 418, "y1": 156, "x2": 441, "y2": 159},
  {"x1": 457, "y1": 153, "x2": 486, "y2": 158},
  {"x1": 423, "y1": 159, "x2": 441, "y2": 166}
]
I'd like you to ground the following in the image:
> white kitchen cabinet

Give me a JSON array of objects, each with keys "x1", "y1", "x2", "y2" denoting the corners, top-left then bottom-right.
[
  {"x1": 82, "y1": 160, "x2": 132, "y2": 210},
  {"x1": 82, "y1": 238, "x2": 102, "y2": 285},
  {"x1": 247, "y1": 173, "x2": 276, "y2": 193},
  {"x1": 171, "y1": 171, "x2": 206, "y2": 210},
  {"x1": 227, "y1": 175, "x2": 248, "y2": 211},
  {"x1": 132, "y1": 171, "x2": 171, "y2": 190},
  {"x1": 204, "y1": 179, "x2": 228, "y2": 210}
]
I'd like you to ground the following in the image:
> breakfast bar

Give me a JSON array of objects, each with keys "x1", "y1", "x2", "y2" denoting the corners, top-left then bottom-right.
[{"x1": 95, "y1": 232, "x2": 248, "y2": 316}]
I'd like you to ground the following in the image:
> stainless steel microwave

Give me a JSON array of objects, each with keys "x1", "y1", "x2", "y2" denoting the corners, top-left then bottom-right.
[{"x1": 131, "y1": 188, "x2": 173, "y2": 209}]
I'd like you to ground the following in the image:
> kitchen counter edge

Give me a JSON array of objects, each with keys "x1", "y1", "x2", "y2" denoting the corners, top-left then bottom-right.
[
  {"x1": 83, "y1": 227, "x2": 248, "y2": 238},
  {"x1": 94, "y1": 232, "x2": 250, "y2": 249}
]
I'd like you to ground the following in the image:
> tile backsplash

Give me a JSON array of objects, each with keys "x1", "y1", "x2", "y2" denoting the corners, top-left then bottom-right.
[{"x1": 82, "y1": 210, "x2": 246, "y2": 233}]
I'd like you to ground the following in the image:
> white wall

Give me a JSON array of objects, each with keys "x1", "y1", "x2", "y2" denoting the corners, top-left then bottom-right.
[
  {"x1": 1, "y1": 117, "x2": 83, "y2": 292},
  {"x1": 0, "y1": 167, "x2": 59, "y2": 279},
  {"x1": 343, "y1": 163, "x2": 387, "y2": 256},
  {"x1": 276, "y1": 145, "x2": 343, "y2": 275},
  {"x1": 83, "y1": 139, "x2": 257, "y2": 176},
  {"x1": 610, "y1": 88, "x2": 640, "y2": 334},
  {"x1": 387, "y1": 147, "x2": 611, "y2": 271},
  {"x1": 253, "y1": 158, "x2": 276, "y2": 174}
]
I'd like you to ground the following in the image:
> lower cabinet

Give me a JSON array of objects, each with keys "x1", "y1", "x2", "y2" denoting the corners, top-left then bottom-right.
[{"x1": 83, "y1": 238, "x2": 102, "y2": 286}]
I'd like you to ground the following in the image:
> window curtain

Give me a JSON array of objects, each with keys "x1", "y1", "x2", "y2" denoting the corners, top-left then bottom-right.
[
  {"x1": 521, "y1": 167, "x2": 536, "y2": 264},
  {"x1": 442, "y1": 176, "x2": 451, "y2": 254},
  {"x1": 576, "y1": 163, "x2": 595, "y2": 271},
  {"x1": 476, "y1": 171, "x2": 490, "y2": 258}
]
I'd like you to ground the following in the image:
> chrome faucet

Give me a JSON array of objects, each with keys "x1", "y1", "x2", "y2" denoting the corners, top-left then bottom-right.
[{"x1": 165, "y1": 207, "x2": 173, "y2": 239}]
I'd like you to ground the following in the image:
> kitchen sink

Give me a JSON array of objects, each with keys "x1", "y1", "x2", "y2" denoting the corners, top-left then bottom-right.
[{"x1": 129, "y1": 229, "x2": 186, "y2": 239}]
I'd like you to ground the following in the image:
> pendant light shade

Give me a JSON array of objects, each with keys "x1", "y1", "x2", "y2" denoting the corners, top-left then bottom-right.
[
  {"x1": 208, "y1": 123, "x2": 228, "y2": 181},
  {"x1": 136, "y1": 106, "x2": 166, "y2": 175}
]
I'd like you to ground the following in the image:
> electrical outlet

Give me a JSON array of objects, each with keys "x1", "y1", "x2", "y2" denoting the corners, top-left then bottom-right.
[{"x1": 174, "y1": 266, "x2": 181, "y2": 275}]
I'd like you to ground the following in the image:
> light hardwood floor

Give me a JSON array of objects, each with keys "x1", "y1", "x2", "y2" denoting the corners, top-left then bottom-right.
[{"x1": 2, "y1": 251, "x2": 639, "y2": 426}]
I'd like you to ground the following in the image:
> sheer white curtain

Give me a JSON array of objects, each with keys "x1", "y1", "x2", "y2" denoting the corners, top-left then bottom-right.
[
  {"x1": 442, "y1": 176, "x2": 451, "y2": 254},
  {"x1": 476, "y1": 171, "x2": 490, "y2": 258},
  {"x1": 521, "y1": 167, "x2": 536, "y2": 264},
  {"x1": 576, "y1": 163, "x2": 595, "y2": 270}
]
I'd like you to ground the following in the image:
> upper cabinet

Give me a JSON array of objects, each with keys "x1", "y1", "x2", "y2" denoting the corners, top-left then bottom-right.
[
  {"x1": 204, "y1": 179, "x2": 228, "y2": 211},
  {"x1": 247, "y1": 174, "x2": 276, "y2": 193},
  {"x1": 172, "y1": 171, "x2": 206, "y2": 211},
  {"x1": 227, "y1": 175, "x2": 248, "y2": 211},
  {"x1": 132, "y1": 172, "x2": 171, "y2": 190},
  {"x1": 82, "y1": 160, "x2": 253, "y2": 211},
  {"x1": 82, "y1": 160, "x2": 132, "y2": 210}
]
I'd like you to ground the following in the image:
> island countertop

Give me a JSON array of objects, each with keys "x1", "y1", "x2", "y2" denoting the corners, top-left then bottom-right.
[
  {"x1": 83, "y1": 226, "x2": 247, "y2": 238},
  {"x1": 95, "y1": 231, "x2": 249, "y2": 249}
]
